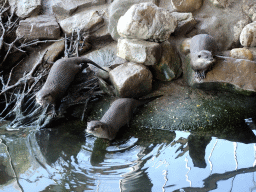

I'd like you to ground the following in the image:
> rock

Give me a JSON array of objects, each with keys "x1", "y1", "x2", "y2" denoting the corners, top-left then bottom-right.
[
  {"x1": 180, "y1": 38, "x2": 191, "y2": 55},
  {"x1": 171, "y1": 12, "x2": 197, "y2": 36},
  {"x1": 9, "y1": 0, "x2": 41, "y2": 18},
  {"x1": 59, "y1": 10, "x2": 104, "y2": 35},
  {"x1": 117, "y1": 3, "x2": 177, "y2": 42},
  {"x1": 242, "y1": 0, "x2": 256, "y2": 20},
  {"x1": 171, "y1": 0, "x2": 203, "y2": 12},
  {"x1": 109, "y1": 62, "x2": 152, "y2": 97},
  {"x1": 108, "y1": 0, "x2": 158, "y2": 41},
  {"x1": 151, "y1": 41, "x2": 182, "y2": 81},
  {"x1": 230, "y1": 48, "x2": 254, "y2": 61},
  {"x1": 232, "y1": 19, "x2": 251, "y2": 47},
  {"x1": 16, "y1": 15, "x2": 61, "y2": 41},
  {"x1": 209, "y1": 0, "x2": 230, "y2": 8},
  {"x1": 240, "y1": 22, "x2": 256, "y2": 47},
  {"x1": 184, "y1": 56, "x2": 256, "y2": 95},
  {"x1": 52, "y1": 0, "x2": 106, "y2": 17},
  {"x1": 117, "y1": 38, "x2": 161, "y2": 66},
  {"x1": 44, "y1": 40, "x2": 65, "y2": 63}
]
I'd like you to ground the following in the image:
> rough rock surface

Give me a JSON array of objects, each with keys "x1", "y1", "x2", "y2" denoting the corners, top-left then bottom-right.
[
  {"x1": 171, "y1": 0, "x2": 203, "y2": 12},
  {"x1": 45, "y1": 40, "x2": 65, "y2": 63},
  {"x1": 209, "y1": 0, "x2": 230, "y2": 8},
  {"x1": 117, "y1": 38, "x2": 161, "y2": 66},
  {"x1": 242, "y1": 0, "x2": 256, "y2": 21},
  {"x1": 232, "y1": 19, "x2": 251, "y2": 47},
  {"x1": 52, "y1": 0, "x2": 106, "y2": 16},
  {"x1": 117, "y1": 3, "x2": 177, "y2": 42},
  {"x1": 108, "y1": 0, "x2": 158, "y2": 41},
  {"x1": 9, "y1": 0, "x2": 41, "y2": 18},
  {"x1": 152, "y1": 41, "x2": 182, "y2": 81},
  {"x1": 109, "y1": 62, "x2": 152, "y2": 97},
  {"x1": 59, "y1": 10, "x2": 104, "y2": 35},
  {"x1": 16, "y1": 15, "x2": 60, "y2": 40},
  {"x1": 230, "y1": 48, "x2": 254, "y2": 61},
  {"x1": 172, "y1": 12, "x2": 197, "y2": 36},
  {"x1": 240, "y1": 22, "x2": 256, "y2": 47},
  {"x1": 184, "y1": 56, "x2": 256, "y2": 95}
]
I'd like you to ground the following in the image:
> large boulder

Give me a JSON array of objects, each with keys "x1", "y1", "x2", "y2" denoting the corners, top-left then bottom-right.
[
  {"x1": 16, "y1": 15, "x2": 60, "y2": 40},
  {"x1": 8, "y1": 0, "x2": 41, "y2": 18},
  {"x1": 109, "y1": 62, "x2": 152, "y2": 97},
  {"x1": 240, "y1": 22, "x2": 256, "y2": 47},
  {"x1": 117, "y1": 3, "x2": 177, "y2": 42},
  {"x1": 59, "y1": 10, "x2": 104, "y2": 35},
  {"x1": 117, "y1": 38, "x2": 161, "y2": 66},
  {"x1": 151, "y1": 41, "x2": 182, "y2": 81},
  {"x1": 52, "y1": 0, "x2": 106, "y2": 17},
  {"x1": 184, "y1": 56, "x2": 256, "y2": 95},
  {"x1": 108, "y1": 0, "x2": 158, "y2": 41}
]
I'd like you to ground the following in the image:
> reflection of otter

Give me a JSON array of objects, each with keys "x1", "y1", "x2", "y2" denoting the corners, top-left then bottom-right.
[
  {"x1": 36, "y1": 57, "x2": 107, "y2": 116},
  {"x1": 190, "y1": 34, "x2": 217, "y2": 79},
  {"x1": 86, "y1": 96, "x2": 161, "y2": 140}
]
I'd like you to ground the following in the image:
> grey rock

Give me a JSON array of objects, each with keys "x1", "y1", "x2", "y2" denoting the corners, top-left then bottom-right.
[
  {"x1": 117, "y1": 3, "x2": 177, "y2": 42},
  {"x1": 109, "y1": 62, "x2": 152, "y2": 97},
  {"x1": 52, "y1": 0, "x2": 106, "y2": 17},
  {"x1": 117, "y1": 38, "x2": 161, "y2": 66},
  {"x1": 59, "y1": 10, "x2": 104, "y2": 35},
  {"x1": 16, "y1": 15, "x2": 60, "y2": 40},
  {"x1": 9, "y1": 0, "x2": 41, "y2": 18},
  {"x1": 184, "y1": 55, "x2": 256, "y2": 95},
  {"x1": 108, "y1": 0, "x2": 158, "y2": 41}
]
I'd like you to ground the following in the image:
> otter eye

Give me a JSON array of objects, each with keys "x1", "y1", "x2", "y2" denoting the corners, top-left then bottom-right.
[{"x1": 198, "y1": 55, "x2": 201, "y2": 58}]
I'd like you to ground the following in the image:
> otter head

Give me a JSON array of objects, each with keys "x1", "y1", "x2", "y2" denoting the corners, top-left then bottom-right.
[
  {"x1": 192, "y1": 50, "x2": 215, "y2": 71},
  {"x1": 86, "y1": 121, "x2": 114, "y2": 140},
  {"x1": 36, "y1": 90, "x2": 54, "y2": 107}
]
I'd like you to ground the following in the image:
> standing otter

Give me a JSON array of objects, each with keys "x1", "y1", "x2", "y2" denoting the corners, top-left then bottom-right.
[
  {"x1": 190, "y1": 34, "x2": 218, "y2": 79},
  {"x1": 36, "y1": 57, "x2": 107, "y2": 116},
  {"x1": 86, "y1": 96, "x2": 161, "y2": 140}
]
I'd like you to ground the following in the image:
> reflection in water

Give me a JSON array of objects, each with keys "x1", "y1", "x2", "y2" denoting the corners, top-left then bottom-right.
[{"x1": 0, "y1": 120, "x2": 256, "y2": 191}]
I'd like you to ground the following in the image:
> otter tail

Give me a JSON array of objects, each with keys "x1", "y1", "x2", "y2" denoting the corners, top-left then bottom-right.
[
  {"x1": 79, "y1": 58, "x2": 108, "y2": 72},
  {"x1": 138, "y1": 95, "x2": 163, "y2": 106}
]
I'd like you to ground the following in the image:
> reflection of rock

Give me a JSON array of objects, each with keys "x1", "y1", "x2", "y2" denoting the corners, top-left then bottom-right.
[
  {"x1": 90, "y1": 138, "x2": 109, "y2": 166},
  {"x1": 188, "y1": 134, "x2": 211, "y2": 168},
  {"x1": 117, "y1": 39, "x2": 161, "y2": 66},
  {"x1": 117, "y1": 3, "x2": 177, "y2": 42},
  {"x1": 59, "y1": 10, "x2": 104, "y2": 35},
  {"x1": 184, "y1": 56, "x2": 256, "y2": 95},
  {"x1": 109, "y1": 62, "x2": 152, "y2": 97},
  {"x1": 108, "y1": 0, "x2": 158, "y2": 40},
  {"x1": 16, "y1": 15, "x2": 61, "y2": 40},
  {"x1": 151, "y1": 41, "x2": 182, "y2": 81}
]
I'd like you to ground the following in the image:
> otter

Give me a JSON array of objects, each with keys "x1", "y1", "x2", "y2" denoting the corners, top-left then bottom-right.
[
  {"x1": 36, "y1": 57, "x2": 107, "y2": 116},
  {"x1": 86, "y1": 96, "x2": 161, "y2": 140},
  {"x1": 190, "y1": 34, "x2": 218, "y2": 79}
]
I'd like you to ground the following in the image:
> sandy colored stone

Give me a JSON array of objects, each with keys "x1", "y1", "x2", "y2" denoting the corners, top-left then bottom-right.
[
  {"x1": 117, "y1": 38, "x2": 161, "y2": 66},
  {"x1": 240, "y1": 21, "x2": 256, "y2": 47},
  {"x1": 59, "y1": 10, "x2": 104, "y2": 35},
  {"x1": 16, "y1": 15, "x2": 60, "y2": 40},
  {"x1": 117, "y1": 3, "x2": 177, "y2": 42},
  {"x1": 230, "y1": 48, "x2": 254, "y2": 61},
  {"x1": 109, "y1": 62, "x2": 152, "y2": 97},
  {"x1": 180, "y1": 38, "x2": 191, "y2": 55},
  {"x1": 45, "y1": 40, "x2": 65, "y2": 63},
  {"x1": 9, "y1": 0, "x2": 41, "y2": 18},
  {"x1": 171, "y1": 0, "x2": 203, "y2": 12}
]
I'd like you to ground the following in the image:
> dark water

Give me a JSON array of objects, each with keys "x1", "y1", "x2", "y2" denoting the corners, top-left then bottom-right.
[{"x1": 1, "y1": 119, "x2": 256, "y2": 192}]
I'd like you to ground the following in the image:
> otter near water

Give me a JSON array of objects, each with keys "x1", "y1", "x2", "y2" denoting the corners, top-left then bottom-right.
[
  {"x1": 190, "y1": 34, "x2": 218, "y2": 79},
  {"x1": 36, "y1": 57, "x2": 107, "y2": 116},
  {"x1": 86, "y1": 96, "x2": 161, "y2": 140}
]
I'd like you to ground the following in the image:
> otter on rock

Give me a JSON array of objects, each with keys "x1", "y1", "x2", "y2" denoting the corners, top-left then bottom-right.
[
  {"x1": 190, "y1": 34, "x2": 218, "y2": 79},
  {"x1": 86, "y1": 96, "x2": 161, "y2": 140},
  {"x1": 36, "y1": 57, "x2": 107, "y2": 116}
]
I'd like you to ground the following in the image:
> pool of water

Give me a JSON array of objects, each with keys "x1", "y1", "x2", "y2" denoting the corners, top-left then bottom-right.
[{"x1": 1, "y1": 119, "x2": 256, "y2": 192}]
